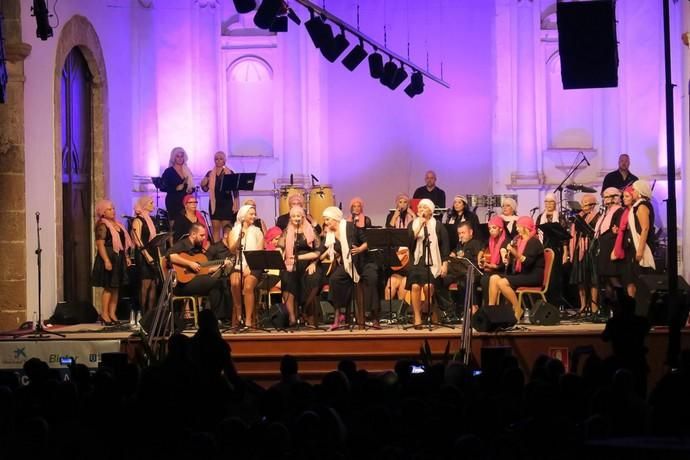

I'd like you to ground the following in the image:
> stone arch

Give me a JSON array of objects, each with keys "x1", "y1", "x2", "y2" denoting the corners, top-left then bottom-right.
[{"x1": 53, "y1": 15, "x2": 108, "y2": 300}]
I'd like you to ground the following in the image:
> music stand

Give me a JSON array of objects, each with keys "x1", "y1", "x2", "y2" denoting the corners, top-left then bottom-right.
[
  {"x1": 572, "y1": 215, "x2": 595, "y2": 239},
  {"x1": 444, "y1": 224, "x2": 459, "y2": 252},
  {"x1": 238, "y1": 250, "x2": 283, "y2": 333},
  {"x1": 366, "y1": 228, "x2": 408, "y2": 326},
  {"x1": 221, "y1": 173, "x2": 257, "y2": 193},
  {"x1": 537, "y1": 223, "x2": 571, "y2": 245}
]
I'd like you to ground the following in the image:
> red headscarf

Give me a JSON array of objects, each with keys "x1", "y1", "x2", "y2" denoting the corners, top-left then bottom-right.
[
  {"x1": 612, "y1": 186, "x2": 635, "y2": 260},
  {"x1": 285, "y1": 206, "x2": 315, "y2": 271},
  {"x1": 183, "y1": 195, "x2": 209, "y2": 243},
  {"x1": 488, "y1": 215, "x2": 506, "y2": 265},
  {"x1": 515, "y1": 216, "x2": 536, "y2": 273},
  {"x1": 347, "y1": 197, "x2": 366, "y2": 228},
  {"x1": 264, "y1": 226, "x2": 282, "y2": 251}
]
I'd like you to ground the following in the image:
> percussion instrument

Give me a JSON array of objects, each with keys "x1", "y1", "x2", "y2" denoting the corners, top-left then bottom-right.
[
  {"x1": 278, "y1": 185, "x2": 307, "y2": 215},
  {"x1": 566, "y1": 183, "x2": 597, "y2": 193},
  {"x1": 308, "y1": 185, "x2": 335, "y2": 225},
  {"x1": 490, "y1": 194, "x2": 519, "y2": 208},
  {"x1": 466, "y1": 194, "x2": 490, "y2": 208},
  {"x1": 391, "y1": 247, "x2": 410, "y2": 272}
]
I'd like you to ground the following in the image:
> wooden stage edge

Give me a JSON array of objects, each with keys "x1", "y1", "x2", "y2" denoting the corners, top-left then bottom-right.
[{"x1": 5, "y1": 322, "x2": 690, "y2": 387}]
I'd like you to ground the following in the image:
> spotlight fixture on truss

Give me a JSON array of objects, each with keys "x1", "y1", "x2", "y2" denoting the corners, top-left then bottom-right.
[
  {"x1": 253, "y1": 0, "x2": 301, "y2": 32},
  {"x1": 31, "y1": 0, "x2": 53, "y2": 41},
  {"x1": 292, "y1": 0, "x2": 449, "y2": 93}
]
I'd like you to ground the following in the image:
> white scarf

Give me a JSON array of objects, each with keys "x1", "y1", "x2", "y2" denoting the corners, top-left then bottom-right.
[
  {"x1": 411, "y1": 217, "x2": 442, "y2": 277},
  {"x1": 324, "y1": 221, "x2": 359, "y2": 282},
  {"x1": 629, "y1": 200, "x2": 655, "y2": 270},
  {"x1": 501, "y1": 215, "x2": 518, "y2": 234}
]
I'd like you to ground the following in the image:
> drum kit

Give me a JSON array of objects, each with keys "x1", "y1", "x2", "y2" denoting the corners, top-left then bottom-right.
[
  {"x1": 275, "y1": 177, "x2": 336, "y2": 223},
  {"x1": 465, "y1": 194, "x2": 519, "y2": 211}
]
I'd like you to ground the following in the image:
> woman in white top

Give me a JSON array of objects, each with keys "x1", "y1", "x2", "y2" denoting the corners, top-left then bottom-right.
[{"x1": 228, "y1": 204, "x2": 264, "y2": 328}]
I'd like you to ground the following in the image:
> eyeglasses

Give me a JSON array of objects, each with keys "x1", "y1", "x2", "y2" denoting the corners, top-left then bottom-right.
[
  {"x1": 604, "y1": 195, "x2": 619, "y2": 199},
  {"x1": 187, "y1": 201, "x2": 198, "y2": 204}
]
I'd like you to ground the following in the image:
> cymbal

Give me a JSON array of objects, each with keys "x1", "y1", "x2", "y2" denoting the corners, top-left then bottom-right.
[{"x1": 565, "y1": 183, "x2": 597, "y2": 193}]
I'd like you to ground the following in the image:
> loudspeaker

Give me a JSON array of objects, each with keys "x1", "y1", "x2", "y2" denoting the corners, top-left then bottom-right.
[
  {"x1": 262, "y1": 303, "x2": 289, "y2": 329},
  {"x1": 380, "y1": 299, "x2": 406, "y2": 317},
  {"x1": 635, "y1": 275, "x2": 690, "y2": 325},
  {"x1": 139, "y1": 309, "x2": 185, "y2": 333},
  {"x1": 471, "y1": 305, "x2": 517, "y2": 332},
  {"x1": 530, "y1": 300, "x2": 561, "y2": 326},
  {"x1": 557, "y1": 0, "x2": 618, "y2": 89},
  {"x1": 49, "y1": 301, "x2": 98, "y2": 325}
]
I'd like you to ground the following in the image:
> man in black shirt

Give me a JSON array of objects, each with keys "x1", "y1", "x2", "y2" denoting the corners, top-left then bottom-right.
[
  {"x1": 167, "y1": 222, "x2": 231, "y2": 322},
  {"x1": 443, "y1": 222, "x2": 483, "y2": 310},
  {"x1": 413, "y1": 170, "x2": 446, "y2": 209},
  {"x1": 602, "y1": 153, "x2": 639, "y2": 192}
]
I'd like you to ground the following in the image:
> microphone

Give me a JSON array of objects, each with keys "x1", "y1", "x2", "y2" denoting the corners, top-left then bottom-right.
[
  {"x1": 581, "y1": 152, "x2": 590, "y2": 166},
  {"x1": 352, "y1": 213, "x2": 357, "y2": 223},
  {"x1": 311, "y1": 174, "x2": 319, "y2": 183},
  {"x1": 122, "y1": 215, "x2": 135, "y2": 220},
  {"x1": 529, "y1": 206, "x2": 539, "y2": 217},
  {"x1": 200, "y1": 210, "x2": 209, "y2": 215},
  {"x1": 35, "y1": 211, "x2": 40, "y2": 217},
  {"x1": 290, "y1": 173, "x2": 294, "y2": 185},
  {"x1": 338, "y1": 202, "x2": 342, "y2": 210}
]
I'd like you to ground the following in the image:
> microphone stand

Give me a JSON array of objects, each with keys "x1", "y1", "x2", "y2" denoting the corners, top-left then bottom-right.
[
  {"x1": 14, "y1": 213, "x2": 65, "y2": 338},
  {"x1": 554, "y1": 156, "x2": 588, "y2": 223},
  {"x1": 455, "y1": 257, "x2": 483, "y2": 365}
]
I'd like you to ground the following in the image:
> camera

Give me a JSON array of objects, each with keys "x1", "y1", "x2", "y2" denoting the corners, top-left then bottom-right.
[
  {"x1": 472, "y1": 369, "x2": 483, "y2": 377},
  {"x1": 410, "y1": 364, "x2": 425, "y2": 374},
  {"x1": 59, "y1": 356, "x2": 75, "y2": 365}
]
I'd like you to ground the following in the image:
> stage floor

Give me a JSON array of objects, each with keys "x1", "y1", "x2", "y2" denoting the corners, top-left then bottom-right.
[{"x1": 4, "y1": 320, "x2": 688, "y2": 387}]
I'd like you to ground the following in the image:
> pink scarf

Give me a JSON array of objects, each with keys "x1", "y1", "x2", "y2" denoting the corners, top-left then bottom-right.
[
  {"x1": 133, "y1": 197, "x2": 157, "y2": 242},
  {"x1": 488, "y1": 215, "x2": 506, "y2": 265},
  {"x1": 347, "y1": 197, "x2": 366, "y2": 228},
  {"x1": 264, "y1": 226, "x2": 282, "y2": 251},
  {"x1": 594, "y1": 204, "x2": 621, "y2": 237},
  {"x1": 514, "y1": 216, "x2": 536, "y2": 273},
  {"x1": 612, "y1": 186, "x2": 635, "y2": 260},
  {"x1": 207, "y1": 166, "x2": 232, "y2": 215},
  {"x1": 284, "y1": 207, "x2": 315, "y2": 271},
  {"x1": 99, "y1": 218, "x2": 133, "y2": 253}
]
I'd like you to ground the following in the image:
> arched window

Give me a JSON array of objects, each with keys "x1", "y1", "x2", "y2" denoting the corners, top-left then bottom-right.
[{"x1": 227, "y1": 56, "x2": 274, "y2": 157}]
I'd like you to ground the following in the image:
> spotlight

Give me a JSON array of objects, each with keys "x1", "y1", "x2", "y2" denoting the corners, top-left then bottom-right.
[
  {"x1": 322, "y1": 29, "x2": 350, "y2": 63},
  {"x1": 379, "y1": 59, "x2": 398, "y2": 87},
  {"x1": 388, "y1": 65, "x2": 408, "y2": 90},
  {"x1": 232, "y1": 0, "x2": 256, "y2": 14},
  {"x1": 32, "y1": 0, "x2": 53, "y2": 41},
  {"x1": 254, "y1": 0, "x2": 283, "y2": 30},
  {"x1": 305, "y1": 10, "x2": 334, "y2": 49},
  {"x1": 286, "y1": 7, "x2": 301, "y2": 25},
  {"x1": 269, "y1": 15, "x2": 288, "y2": 32},
  {"x1": 368, "y1": 52, "x2": 384, "y2": 78},
  {"x1": 404, "y1": 71, "x2": 425, "y2": 98},
  {"x1": 342, "y1": 41, "x2": 368, "y2": 71}
]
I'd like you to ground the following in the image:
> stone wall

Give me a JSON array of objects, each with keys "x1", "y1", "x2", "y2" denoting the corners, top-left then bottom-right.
[{"x1": 0, "y1": 0, "x2": 30, "y2": 329}]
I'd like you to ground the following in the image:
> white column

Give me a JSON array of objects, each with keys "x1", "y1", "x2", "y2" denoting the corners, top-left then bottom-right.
[
  {"x1": 514, "y1": 0, "x2": 539, "y2": 183},
  {"x1": 681, "y1": 0, "x2": 690, "y2": 279},
  {"x1": 281, "y1": 30, "x2": 304, "y2": 177}
]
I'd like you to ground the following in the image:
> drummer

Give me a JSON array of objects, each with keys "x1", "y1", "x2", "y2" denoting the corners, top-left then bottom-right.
[{"x1": 413, "y1": 170, "x2": 446, "y2": 209}]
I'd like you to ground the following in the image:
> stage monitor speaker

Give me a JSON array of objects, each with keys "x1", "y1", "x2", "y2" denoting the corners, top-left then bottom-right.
[
  {"x1": 49, "y1": 301, "x2": 98, "y2": 325},
  {"x1": 530, "y1": 300, "x2": 561, "y2": 326},
  {"x1": 635, "y1": 275, "x2": 690, "y2": 326},
  {"x1": 471, "y1": 305, "x2": 517, "y2": 332},
  {"x1": 557, "y1": 0, "x2": 618, "y2": 89},
  {"x1": 262, "y1": 303, "x2": 289, "y2": 329}
]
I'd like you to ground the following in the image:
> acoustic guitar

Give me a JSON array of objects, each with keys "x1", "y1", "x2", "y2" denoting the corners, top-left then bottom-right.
[
  {"x1": 391, "y1": 247, "x2": 410, "y2": 272},
  {"x1": 171, "y1": 253, "x2": 232, "y2": 284}
]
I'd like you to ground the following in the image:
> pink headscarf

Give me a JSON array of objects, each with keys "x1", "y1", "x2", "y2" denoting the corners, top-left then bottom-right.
[
  {"x1": 284, "y1": 206, "x2": 315, "y2": 271},
  {"x1": 347, "y1": 197, "x2": 366, "y2": 228},
  {"x1": 264, "y1": 226, "x2": 282, "y2": 251},
  {"x1": 488, "y1": 215, "x2": 506, "y2": 265},
  {"x1": 394, "y1": 193, "x2": 416, "y2": 228},
  {"x1": 613, "y1": 186, "x2": 635, "y2": 260},
  {"x1": 134, "y1": 196, "x2": 157, "y2": 241},
  {"x1": 515, "y1": 216, "x2": 536, "y2": 273},
  {"x1": 95, "y1": 199, "x2": 133, "y2": 253}
]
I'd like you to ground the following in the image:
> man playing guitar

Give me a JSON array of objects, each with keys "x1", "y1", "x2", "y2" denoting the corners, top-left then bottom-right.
[{"x1": 167, "y1": 222, "x2": 232, "y2": 323}]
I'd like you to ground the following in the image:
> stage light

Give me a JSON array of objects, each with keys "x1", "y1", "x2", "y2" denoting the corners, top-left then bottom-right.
[
  {"x1": 388, "y1": 65, "x2": 408, "y2": 90},
  {"x1": 254, "y1": 0, "x2": 283, "y2": 30},
  {"x1": 305, "y1": 10, "x2": 333, "y2": 49},
  {"x1": 32, "y1": 0, "x2": 53, "y2": 41},
  {"x1": 342, "y1": 41, "x2": 368, "y2": 71},
  {"x1": 269, "y1": 15, "x2": 288, "y2": 32},
  {"x1": 404, "y1": 71, "x2": 425, "y2": 98},
  {"x1": 322, "y1": 29, "x2": 350, "y2": 63},
  {"x1": 379, "y1": 58, "x2": 398, "y2": 87},
  {"x1": 368, "y1": 52, "x2": 384, "y2": 78},
  {"x1": 232, "y1": 0, "x2": 256, "y2": 13}
]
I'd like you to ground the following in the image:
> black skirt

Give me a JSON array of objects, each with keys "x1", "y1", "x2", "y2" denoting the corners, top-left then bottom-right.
[
  {"x1": 280, "y1": 261, "x2": 323, "y2": 302},
  {"x1": 91, "y1": 249, "x2": 129, "y2": 288},
  {"x1": 134, "y1": 249, "x2": 158, "y2": 280},
  {"x1": 405, "y1": 262, "x2": 440, "y2": 289}
]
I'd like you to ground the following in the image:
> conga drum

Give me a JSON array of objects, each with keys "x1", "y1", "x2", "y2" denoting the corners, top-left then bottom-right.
[
  {"x1": 308, "y1": 185, "x2": 335, "y2": 225},
  {"x1": 278, "y1": 186, "x2": 307, "y2": 215}
]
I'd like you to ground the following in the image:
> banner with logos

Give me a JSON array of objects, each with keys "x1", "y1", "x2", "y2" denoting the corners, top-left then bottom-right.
[{"x1": 0, "y1": 340, "x2": 121, "y2": 371}]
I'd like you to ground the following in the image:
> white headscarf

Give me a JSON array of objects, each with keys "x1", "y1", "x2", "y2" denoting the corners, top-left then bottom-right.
[
  {"x1": 632, "y1": 180, "x2": 652, "y2": 199},
  {"x1": 322, "y1": 206, "x2": 359, "y2": 281},
  {"x1": 232, "y1": 204, "x2": 263, "y2": 269},
  {"x1": 411, "y1": 199, "x2": 442, "y2": 277}
]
